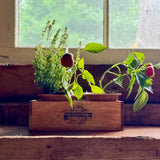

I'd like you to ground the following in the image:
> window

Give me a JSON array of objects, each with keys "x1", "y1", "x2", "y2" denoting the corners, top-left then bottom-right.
[
  {"x1": 18, "y1": 0, "x2": 103, "y2": 48},
  {"x1": 109, "y1": 0, "x2": 140, "y2": 48},
  {"x1": 109, "y1": 0, "x2": 160, "y2": 49},
  {"x1": 0, "y1": 0, "x2": 160, "y2": 64},
  {"x1": 18, "y1": 0, "x2": 160, "y2": 49}
]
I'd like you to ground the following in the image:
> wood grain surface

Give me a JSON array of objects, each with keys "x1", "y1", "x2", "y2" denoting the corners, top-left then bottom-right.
[
  {"x1": 0, "y1": 132, "x2": 160, "y2": 160},
  {"x1": 29, "y1": 100, "x2": 123, "y2": 131}
]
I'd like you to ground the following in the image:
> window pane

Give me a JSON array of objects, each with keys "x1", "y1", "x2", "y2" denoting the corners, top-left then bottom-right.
[
  {"x1": 109, "y1": 0, "x2": 140, "y2": 48},
  {"x1": 109, "y1": 0, "x2": 160, "y2": 49},
  {"x1": 18, "y1": 0, "x2": 103, "y2": 47}
]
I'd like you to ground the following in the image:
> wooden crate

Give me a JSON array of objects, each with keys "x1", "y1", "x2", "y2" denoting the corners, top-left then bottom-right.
[{"x1": 29, "y1": 100, "x2": 123, "y2": 131}]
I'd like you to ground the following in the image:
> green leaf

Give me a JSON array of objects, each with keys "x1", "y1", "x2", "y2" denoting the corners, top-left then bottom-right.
[
  {"x1": 68, "y1": 81, "x2": 77, "y2": 91},
  {"x1": 123, "y1": 52, "x2": 135, "y2": 68},
  {"x1": 123, "y1": 52, "x2": 134, "y2": 65},
  {"x1": 134, "y1": 52, "x2": 145, "y2": 64},
  {"x1": 136, "y1": 72, "x2": 153, "y2": 93},
  {"x1": 154, "y1": 63, "x2": 160, "y2": 69},
  {"x1": 126, "y1": 75, "x2": 136, "y2": 99},
  {"x1": 90, "y1": 85, "x2": 105, "y2": 94},
  {"x1": 134, "y1": 86, "x2": 142, "y2": 100},
  {"x1": 133, "y1": 90, "x2": 148, "y2": 112},
  {"x1": 145, "y1": 85, "x2": 153, "y2": 93},
  {"x1": 144, "y1": 78, "x2": 153, "y2": 93},
  {"x1": 82, "y1": 70, "x2": 95, "y2": 85},
  {"x1": 74, "y1": 83, "x2": 83, "y2": 100},
  {"x1": 65, "y1": 91, "x2": 73, "y2": 107},
  {"x1": 83, "y1": 43, "x2": 108, "y2": 53},
  {"x1": 113, "y1": 76, "x2": 123, "y2": 88},
  {"x1": 62, "y1": 75, "x2": 70, "y2": 90},
  {"x1": 130, "y1": 58, "x2": 138, "y2": 68},
  {"x1": 78, "y1": 58, "x2": 84, "y2": 70},
  {"x1": 136, "y1": 72, "x2": 146, "y2": 88},
  {"x1": 127, "y1": 67, "x2": 132, "y2": 74}
]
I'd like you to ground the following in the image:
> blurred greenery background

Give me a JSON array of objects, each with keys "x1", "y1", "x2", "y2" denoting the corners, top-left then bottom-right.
[{"x1": 19, "y1": 0, "x2": 140, "y2": 48}]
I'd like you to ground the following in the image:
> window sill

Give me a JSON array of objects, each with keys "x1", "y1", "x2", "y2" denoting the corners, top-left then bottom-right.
[
  {"x1": 1, "y1": 126, "x2": 160, "y2": 159},
  {"x1": 0, "y1": 126, "x2": 160, "y2": 137}
]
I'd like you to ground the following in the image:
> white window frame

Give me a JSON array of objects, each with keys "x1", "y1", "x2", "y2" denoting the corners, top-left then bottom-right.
[{"x1": 0, "y1": 0, "x2": 160, "y2": 65}]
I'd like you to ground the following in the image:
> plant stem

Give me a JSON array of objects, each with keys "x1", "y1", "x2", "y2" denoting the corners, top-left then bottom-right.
[
  {"x1": 102, "y1": 73, "x2": 128, "y2": 90},
  {"x1": 107, "y1": 71, "x2": 119, "y2": 76},
  {"x1": 99, "y1": 63, "x2": 123, "y2": 89}
]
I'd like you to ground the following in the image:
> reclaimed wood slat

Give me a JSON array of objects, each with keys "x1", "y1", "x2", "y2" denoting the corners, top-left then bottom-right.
[
  {"x1": 124, "y1": 103, "x2": 160, "y2": 125},
  {"x1": 1, "y1": 135, "x2": 160, "y2": 160},
  {"x1": 0, "y1": 103, "x2": 29, "y2": 125}
]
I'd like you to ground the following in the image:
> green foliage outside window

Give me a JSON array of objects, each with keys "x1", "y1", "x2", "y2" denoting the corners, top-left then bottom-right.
[
  {"x1": 109, "y1": 0, "x2": 140, "y2": 48},
  {"x1": 19, "y1": 0, "x2": 141, "y2": 48},
  {"x1": 19, "y1": 0, "x2": 103, "y2": 47}
]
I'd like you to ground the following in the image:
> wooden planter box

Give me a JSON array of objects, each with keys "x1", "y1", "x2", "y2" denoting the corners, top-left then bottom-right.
[{"x1": 29, "y1": 99, "x2": 123, "y2": 131}]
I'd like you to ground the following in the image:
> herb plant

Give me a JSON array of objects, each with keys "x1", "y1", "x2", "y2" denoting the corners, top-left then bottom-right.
[
  {"x1": 33, "y1": 20, "x2": 70, "y2": 94},
  {"x1": 33, "y1": 20, "x2": 106, "y2": 107}
]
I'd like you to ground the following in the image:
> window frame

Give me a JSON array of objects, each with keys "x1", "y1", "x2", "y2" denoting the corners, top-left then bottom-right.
[{"x1": 0, "y1": 0, "x2": 160, "y2": 65}]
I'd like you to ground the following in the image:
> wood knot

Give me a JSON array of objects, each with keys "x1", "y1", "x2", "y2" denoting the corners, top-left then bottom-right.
[{"x1": 46, "y1": 145, "x2": 52, "y2": 149}]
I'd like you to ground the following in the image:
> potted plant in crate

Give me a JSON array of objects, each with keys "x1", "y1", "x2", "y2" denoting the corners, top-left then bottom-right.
[{"x1": 30, "y1": 19, "x2": 160, "y2": 131}]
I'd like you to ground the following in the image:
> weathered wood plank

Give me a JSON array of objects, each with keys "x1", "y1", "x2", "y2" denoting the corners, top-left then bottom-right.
[
  {"x1": 1, "y1": 134, "x2": 160, "y2": 160},
  {"x1": 124, "y1": 103, "x2": 160, "y2": 125},
  {"x1": 1, "y1": 126, "x2": 160, "y2": 159},
  {"x1": 0, "y1": 102, "x2": 29, "y2": 125},
  {"x1": 0, "y1": 64, "x2": 41, "y2": 99}
]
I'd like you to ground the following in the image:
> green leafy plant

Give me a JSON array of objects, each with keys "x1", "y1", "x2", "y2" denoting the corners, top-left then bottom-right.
[
  {"x1": 61, "y1": 42, "x2": 107, "y2": 106},
  {"x1": 97, "y1": 51, "x2": 160, "y2": 112},
  {"x1": 33, "y1": 20, "x2": 70, "y2": 94},
  {"x1": 77, "y1": 44, "x2": 160, "y2": 112},
  {"x1": 33, "y1": 20, "x2": 106, "y2": 107}
]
